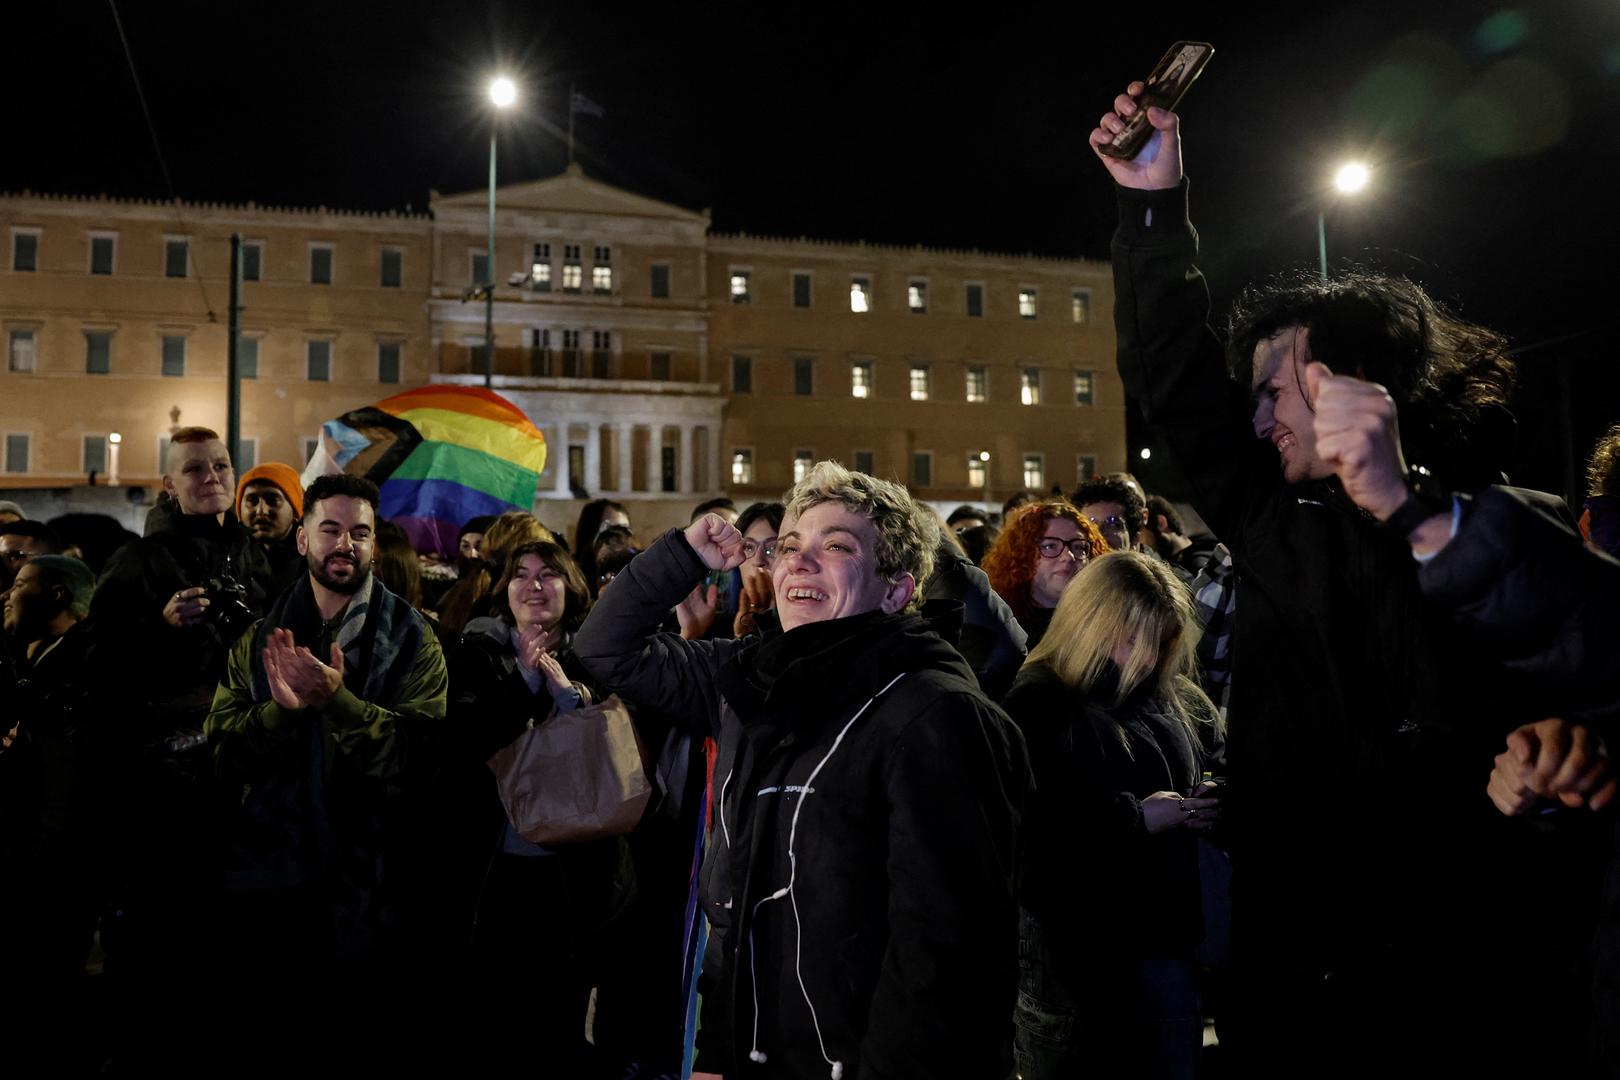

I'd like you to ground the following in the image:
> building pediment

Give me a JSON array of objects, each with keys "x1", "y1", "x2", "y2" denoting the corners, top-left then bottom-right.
[{"x1": 432, "y1": 163, "x2": 708, "y2": 224}]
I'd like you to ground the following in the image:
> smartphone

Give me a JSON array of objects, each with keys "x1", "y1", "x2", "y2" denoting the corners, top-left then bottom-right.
[{"x1": 1097, "y1": 40, "x2": 1215, "y2": 161}]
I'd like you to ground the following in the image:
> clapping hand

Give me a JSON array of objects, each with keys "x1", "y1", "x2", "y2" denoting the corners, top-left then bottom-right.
[
  {"x1": 262, "y1": 628, "x2": 345, "y2": 710},
  {"x1": 1487, "y1": 718, "x2": 1617, "y2": 816}
]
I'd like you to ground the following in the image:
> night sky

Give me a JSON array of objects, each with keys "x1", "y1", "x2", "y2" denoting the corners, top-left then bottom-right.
[{"x1": 7, "y1": 1, "x2": 1618, "y2": 500}]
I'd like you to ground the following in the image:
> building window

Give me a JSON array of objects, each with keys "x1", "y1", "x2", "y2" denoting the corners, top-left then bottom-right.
[
  {"x1": 242, "y1": 241, "x2": 263, "y2": 282},
  {"x1": 793, "y1": 449, "x2": 814, "y2": 484},
  {"x1": 529, "y1": 328, "x2": 552, "y2": 376},
  {"x1": 967, "y1": 453, "x2": 988, "y2": 489},
  {"x1": 731, "y1": 449, "x2": 754, "y2": 485},
  {"x1": 1078, "y1": 454, "x2": 1098, "y2": 483},
  {"x1": 562, "y1": 244, "x2": 583, "y2": 292},
  {"x1": 531, "y1": 243, "x2": 553, "y2": 292},
  {"x1": 307, "y1": 340, "x2": 332, "y2": 382},
  {"x1": 851, "y1": 360, "x2": 873, "y2": 399},
  {"x1": 1023, "y1": 453, "x2": 1045, "y2": 489},
  {"x1": 380, "y1": 248, "x2": 403, "y2": 288},
  {"x1": 85, "y1": 331, "x2": 111, "y2": 374},
  {"x1": 5, "y1": 433, "x2": 30, "y2": 473},
  {"x1": 1072, "y1": 289, "x2": 1092, "y2": 324},
  {"x1": 12, "y1": 230, "x2": 39, "y2": 272},
  {"x1": 732, "y1": 355, "x2": 753, "y2": 394},
  {"x1": 238, "y1": 336, "x2": 259, "y2": 379},
  {"x1": 378, "y1": 342, "x2": 402, "y2": 384},
  {"x1": 966, "y1": 365, "x2": 988, "y2": 403},
  {"x1": 591, "y1": 330, "x2": 613, "y2": 379},
  {"x1": 965, "y1": 282, "x2": 984, "y2": 318},
  {"x1": 1073, "y1": 369, "x2": 1095, "y2": 406},
  {"x1": 730, "y1": 268, "x2": 751, "y2": 304},
  {"x1": 912, "y1": 451, "x2": 933, "y2": 488},
  {"x1": 909, "y1": 364, "x2": 930, "y2": 401},
  {"x1": 792, "y1": 271, "x2": 812, "y2": 309},
  {"x1": 650, "y1": 351, "x2": 671, "y2": 381},
  {"x1": 165, "y1": 238, "x2": 189, "y2": 278},
  {"x1": 83, "y1": 435, "x2": 108, "y2": 476},
  {"x1": 592, "y1": 245, "x2": 613, "y2": 293},
  {"x1": 237, "y1": 437, "x2": 258, "y2": 470},
  {"x1": 1019, "y1": 287, "x2": 1038, "y2": 319},
  {"x1": 9, "y1": 329, "x2": 37, "y2": 373},
  {"x1": 561, "y1": 329, "x2": 581, "y2": 377},
  {"x1": 849, "y1": 276, "x2": 871, "y2": 313},
  {"x1": 469, "y1": 249, "x2": 488, "y2": 287},
  {"x1": 162, "y1": 335, "x2": 186, "y2": 377},
  {"x1": 649, "y1": 262, "x2": 669, "y2": 299},
  {"x1": 310, "y1": 245, "x2": 334, "y2": 285},
  {"x1": 793, "y1": 357, "x2": 814, "y2": 396},
  {"x1": 908, "y1": 279, "x2": 928, "y2": 314},
  {"x1": 1020, "y1": 368, "x2": 1042, "y2": 405},
  {"x1": 854, "y1": 450, "x2": 875, "y2": 475},
  {"x1": 90, "y1": 234, "x2": 116, "y2": 275}
]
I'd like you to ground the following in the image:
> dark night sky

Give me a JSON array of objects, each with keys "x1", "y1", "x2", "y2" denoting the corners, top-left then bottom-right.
[{"x1": 6, "y1": 1, "x2": 1618, "y2": 499}]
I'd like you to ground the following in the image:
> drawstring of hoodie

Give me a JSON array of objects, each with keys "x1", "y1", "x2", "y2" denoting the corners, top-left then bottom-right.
[{"x1": 746, "y1": 672, "x2": 907, "y2": 1080}]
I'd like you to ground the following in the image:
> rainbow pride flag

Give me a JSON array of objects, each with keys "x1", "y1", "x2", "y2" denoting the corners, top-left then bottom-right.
[{"x1": 302, "y1": 386, "x2": 546, "y2": 556}]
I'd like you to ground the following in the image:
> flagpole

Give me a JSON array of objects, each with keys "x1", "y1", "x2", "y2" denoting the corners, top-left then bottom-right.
[{"x1": 567, "y1": 81, "x2": 576, "y2": 164}]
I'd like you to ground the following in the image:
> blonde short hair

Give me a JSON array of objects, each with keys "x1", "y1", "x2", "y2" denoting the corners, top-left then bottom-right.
[{"x1": 783, "y1": 459, "x2": 937, "y2": 610}]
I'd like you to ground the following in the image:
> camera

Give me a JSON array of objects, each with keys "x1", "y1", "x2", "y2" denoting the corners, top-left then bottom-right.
[{"x1": 200, "y1": 574, "x2": 257, "y2": 641}]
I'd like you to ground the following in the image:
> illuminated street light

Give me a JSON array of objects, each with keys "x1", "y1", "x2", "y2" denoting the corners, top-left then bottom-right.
[
  {"x1": 108, "y1": 431, "x2": 122, "y2": 485},
  {"x1": 489, "y1": 76, "x2": 517, "y2": 109},
  {"x1": 1139, "y1": 447, "x2": 1152, "y2": 461},
  {"x1": 482, "y1": 75, "x2": 519, "y2": 387},
  {"x1": 1319, "y1": 160, "x2": 1372, "y2": 280}
]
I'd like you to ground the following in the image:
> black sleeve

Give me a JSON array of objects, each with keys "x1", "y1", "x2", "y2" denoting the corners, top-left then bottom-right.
[
  {"x1": 1112, "y1": 181, "x2": 1275, "y2": 545},
  {"x1": 1420, "y1": 487, "x2": 1620, "y2": 722},
  {"x1": 572, "y1": 529, "x2": 734, "y2": 737}
]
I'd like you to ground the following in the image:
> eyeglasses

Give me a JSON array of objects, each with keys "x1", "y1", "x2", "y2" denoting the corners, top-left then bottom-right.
[
  {"x1": 742, "y1": 537, "x2": 778, "y2": 562},
  {"x1": 1087, "y1": 515, "x2": 1127, "y2": 531},
  {"x1": 1036, "y1": 537, "x2": 1090, "y2": 560}
]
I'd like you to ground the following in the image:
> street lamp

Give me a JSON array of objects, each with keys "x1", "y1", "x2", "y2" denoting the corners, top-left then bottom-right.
[
  {"x1": 108, "y1": 431, "x2": 122, "y2": 486},
  {"x1": 1319, "y1": 160, "x2": 1371, "y2": 280},
  {"x1": 978, "y1": 449, "x2": 991, "y2": 508},
  {"x1": 484, "y1": 76, "x2": 518, "y2": 387}
]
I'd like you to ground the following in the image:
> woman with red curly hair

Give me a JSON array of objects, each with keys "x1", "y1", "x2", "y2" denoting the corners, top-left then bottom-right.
[{"x1": 982, "y1": 500, "x2": 1108, "y2": 649}]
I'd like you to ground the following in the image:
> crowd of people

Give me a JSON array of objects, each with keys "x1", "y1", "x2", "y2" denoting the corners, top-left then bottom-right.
[{"x1": 4, "y1": 85, "x2": 1620, "y2": 1080}]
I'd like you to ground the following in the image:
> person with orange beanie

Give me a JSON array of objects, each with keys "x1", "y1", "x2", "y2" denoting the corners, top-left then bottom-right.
[{"x1": 236, "y1": 463, "x2": 305, "y2": 597}]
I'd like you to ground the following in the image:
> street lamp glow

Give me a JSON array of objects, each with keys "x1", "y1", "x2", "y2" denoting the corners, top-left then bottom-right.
[
  {"x1": 978, "y1": 451, "x2": 991, "y2": 462},
  {"x1": 1333, "y1": 162, "x2": 1370, "y2": 195},
  {"x1": 489, "y1": 77, "x2": 517, "y2": 109},
  {"x1": 1139, "y1": 447, "x2": 1152, "y2": 461},
  {"x1": 108, "y1": 432, "x2": 122, "y2": 444}
]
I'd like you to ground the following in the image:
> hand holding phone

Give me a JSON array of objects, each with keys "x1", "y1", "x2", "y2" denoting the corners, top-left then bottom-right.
[{"x1": 1097, "y1": 41, "x2": 1214, "y2": 161}]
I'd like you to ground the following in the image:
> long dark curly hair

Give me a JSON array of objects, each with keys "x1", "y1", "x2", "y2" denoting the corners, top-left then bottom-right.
[{"x1": 1225, "y1": 269, "x2": 1517, "y2": 489}]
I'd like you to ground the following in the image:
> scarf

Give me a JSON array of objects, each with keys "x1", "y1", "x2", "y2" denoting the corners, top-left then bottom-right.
[{"x1": 248, "y1": 571, "x2": 421, "y2": 706}]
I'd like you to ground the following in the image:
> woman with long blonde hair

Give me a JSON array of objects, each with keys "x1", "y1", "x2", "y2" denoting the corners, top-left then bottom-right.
[{"x1": 1002, "y1": 550, "x2": 1223, "y2": 1080}]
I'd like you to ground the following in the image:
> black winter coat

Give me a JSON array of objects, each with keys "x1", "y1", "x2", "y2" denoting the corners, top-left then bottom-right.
[{"x1": 575, "y1": 529, "x2": 1032, "y2": 1080}]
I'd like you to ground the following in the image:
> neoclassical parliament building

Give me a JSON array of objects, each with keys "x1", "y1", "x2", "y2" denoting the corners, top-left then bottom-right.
[{"x1": 1, "y1": 165, "x2": 1121, "y2": 531}]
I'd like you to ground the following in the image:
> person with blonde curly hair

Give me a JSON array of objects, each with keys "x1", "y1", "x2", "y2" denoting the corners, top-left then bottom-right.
[{"x1": 982, "y1": 500, "x2": 1108, "y2": 648}]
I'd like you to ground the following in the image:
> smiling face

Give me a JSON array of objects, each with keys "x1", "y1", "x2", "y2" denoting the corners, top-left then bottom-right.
[
  {"x1": 2, "y1": 561, "x2": 51, "y2": 638},
  {"x1": 297, "y1": 495, "x2": 375, "y2": 595},
  {"x1": 742, "y1": 516, "x2": 778, "y2": 570},
  {"x1": 771, "y1": 502, "x2": 912, "y2": 631},
  {"x1": 1031, "y1": 515, "x2": 1085, "y2": 609},
  {"x1": 1251, "y1": 326, "x2": 1330, "y2": 484},
  {"x1": 164, "y1": 439, "x2": 236, "y2": 517},
  {"x1": 507, "y1": 553, "x2": 567, "y2": 632},
  {"x1": 240, "y1": 481, "x2": 295, "y2": 544}
]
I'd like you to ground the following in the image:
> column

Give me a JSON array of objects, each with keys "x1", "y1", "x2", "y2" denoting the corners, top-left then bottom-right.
[
  {"x1": 584, "y1": 421, "x2": 602, "y2": 496},
  {"x1": 616, "y1": 422, "x2": 632, "y2": 493},
  {"x1": 678, "y1": 424, "x2": 694, "y2": 495},
  {"x1": 551, "y1": 422, "x2": 569, "y2": 497}
]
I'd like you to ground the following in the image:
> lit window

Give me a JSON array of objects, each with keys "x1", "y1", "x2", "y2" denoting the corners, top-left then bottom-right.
[
  {"x1": 850, "y1": 277, "x2": 871, "y2": 313},
  {"x1": 593, "y1": 265, "x2": 613, "y2": 292},
  {"x1": 1074, "y1": 370, "x2": 1095, "y2": 406},
  {"x1": 1020, "y1": 368, "x2": 1041, "y2": 406},
  {"x1": 908, "y1": 280, "x2": 927, "y2": 313},
  {"x1": 1019, "y1": 288, "x2": 1038, "y2": 319},
  {"x1": 967, "y1": 453, "x2": 988, "y2": 489},
  {"x1": 731, "y1": 449, "x2": 754, "y2": 485},
  {"x1": 909, "y1": 364, "x2": 930, "y2": 401},
  {"x1": 1023, "y1": 453, "x2": 1044, "y2": 489},
  {"x1": 966, "y1": 366, "x2": 988, "y2": 403},
  {"x1": 531, "y1": 243, "x2": 552, "y2": 292},
  {"x1": 793, "y1": 450, "x2": 814, "y2": 483},
  {"x1": 730, "y1": 269, "x2": 751, "y2": 304},
  {"x1": 851, "y1": 361, "x2": 873, "y2": 399},
  {"x1": 562, "y1": 244, "x2": 582, "y2": 292},
  {"x1": 1072, "y1": 289, "x2": 1092, "y2": 324},
  {"x1": 9, "y1": 329, "x2": 37, "y2": 373}
]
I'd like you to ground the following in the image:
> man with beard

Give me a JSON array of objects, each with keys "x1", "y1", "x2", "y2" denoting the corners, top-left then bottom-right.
[
  {"x1": 235, "y1": 463, "x2": 305, "y2": 597},
  {"x1": 204, "y1": 474, "x2": 447, "y2": 1016}
]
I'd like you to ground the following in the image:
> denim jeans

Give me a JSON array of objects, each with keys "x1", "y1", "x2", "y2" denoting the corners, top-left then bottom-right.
[{"x1": 1013, "y1": 908, "x2": 1201, "y2": 1080}]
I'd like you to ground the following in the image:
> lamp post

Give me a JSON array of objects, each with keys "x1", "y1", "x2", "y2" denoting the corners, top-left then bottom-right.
[
  {"x1": 485, "y1": 76, "x2": 517, "y2": 388},
  {"x1": 108, "y1": 431, "x2": 122, "y2": 486},
  {"x1": 1318, "y1": 161, "x2": 1370, "y2": 280},
  {"x1": 979, "y1": 449, "x2": 991, "y2": 510}
]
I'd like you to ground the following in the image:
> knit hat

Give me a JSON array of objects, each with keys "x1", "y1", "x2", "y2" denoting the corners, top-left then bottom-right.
[
  {"x1": 0, "y1": 499, "x2": 24, "y2": 520},
  {"x1": 235, "y1": 463, "x2": 305, "y2": 519}
]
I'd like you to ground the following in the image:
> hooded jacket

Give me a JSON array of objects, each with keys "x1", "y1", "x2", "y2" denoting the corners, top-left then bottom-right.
[{"x1": 575, "y1": 528, "x2": 1032, "y2": 1080}]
